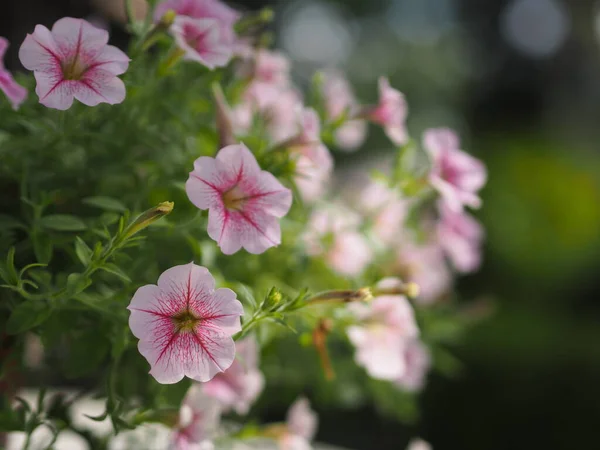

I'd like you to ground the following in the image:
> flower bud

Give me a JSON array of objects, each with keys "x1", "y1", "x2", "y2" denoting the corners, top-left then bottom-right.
[
  {"x1": 122, "y1": 201, "x2": 173, "y2": 240},
  {"x1": 263, "y1": 287, "x2": 283, "y2": 311}
]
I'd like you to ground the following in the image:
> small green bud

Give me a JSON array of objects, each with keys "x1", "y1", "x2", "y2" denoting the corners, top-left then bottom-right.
[
  {"x1": 122, "y1": 201, "x2": 173, "y2": 240},
  {"x1": 264, "y1": 287, "x2": 283, "y2": 311}
]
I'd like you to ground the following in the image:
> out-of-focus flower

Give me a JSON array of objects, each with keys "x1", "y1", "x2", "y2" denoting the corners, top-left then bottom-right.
[
  {"x1": 170, "y1": 17, "x2": 234, "y2": 69},
  {"x1": 0, "y1": 38, "x2": 27, "y2": 110},
  {"x1": 366, "y1": 77, "x2": 408, "y2": 146},
  {"x1": 281, "y1": 397, "x2": 318, "y2": 450},
  {"x1": 347, "y1": 287, "x2": 419, "y2": 380},
  {"x1": 203, "y1": 337, "x2": 264, "y2": 415},
  {"x1": 303, "y1": 206, "x2": 373, "y2": 276},
  {"x1": 109, "y1": 423, "x2": 173, "y2": 450},
  {"x1": 321, "y1": 70, "x2": 366, "y2": 151},
  {"x1": 407, "y1": 438, "x2": 433, "y2": 450},
  {"x1": 186, "y1": 143, "x2": 293, "y2": 255},
  {"x1": 18, "y1": 17, "x2": 129, "y2": 110},
  {"x1": 397, "y1": 239, "x2": 452, "y2": 305},
  {"x1": 437, "y1": 202, "x2": 484, "y2": 273},
  {"x1": 251, "y1": 49, "x2": 291, "y2": 87},
  {"x1": 173, "y1": 384, "x2": 221, "y2": 450},
  {"x1": 424, "y1": 128, "x2": 487, "y2": 212},
  {"x1": 127, "y1": 263, "x2": 243, "y2": 384},
  {"x1": 358, "y1": 179, "x2": 408, "y2": 244},
  {"x1": 395, "y1": 339, "x2": 431, "y2": 392}
]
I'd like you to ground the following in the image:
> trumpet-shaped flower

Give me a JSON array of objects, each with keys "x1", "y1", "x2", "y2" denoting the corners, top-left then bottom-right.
[
  {"x1": 367, "y1": 77, "x2": 408, "y2": 146},
  {"x1": 437, "y1": 202, "x2": 484, "y2": 273},
  {"x1": 170, "y1": 17, "x2": 233, "y2": 69},
  {"x1": 395, "y1": 339, "x2": 431, "y2": 392},
  {"x1": 203, "y1": 337, "x2": 264, "y2": 415},
  {"x1": 18, "y1": 17, "x2": 129, "y2": 110},
  {"x1": 281, "y1": 397, "x2": 318, "y2": 450},
  {"x1": 155, "y1": 0, "x2": 240, "y2": 30},
  {"x1": 347, "y1": 289, "x2": 419, "y2": 380},
  {"x1": 128, "y1": 263, "x2": 243, "y2": 384},
  {"x1": 424, "y1": 128, "x2": 487, "y2": 212},
  {"x1": 0, "y1": 38, "x2": 27, "y2": 109},
  {"x1": 186, "y1": 144, "x2": 293, "y2": 255},
  {"x1": 173, "y1": 385, "x2": 221, "y2": 450}
]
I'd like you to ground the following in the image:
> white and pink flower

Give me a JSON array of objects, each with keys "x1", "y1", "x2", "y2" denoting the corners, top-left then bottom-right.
[
  {"x1": 127, "y1": 263, "x2": 243, "y2": 384},
  {"x1": 437, "y1": 202, "x2": 484, "y2": 273},
  {"x1": 366, "y1": 77, "x2": 408, "y2": 146},
  {"x1": 173, "y1": 385, "x2": 221, "y2": 450},
  {"x1": 19, "y1": 17, "x2": 129, "y2": 110},
  {"x1": 407, "y1": 439, "x2": 432, "y2": 450},
  {"x1": 358, "y1": 179, "x2": 408, "y2": 244},
  {"x1": 203, "y1": 336, "x2": 264, "y2": 415},
  {"x1": 281, "y1": 397, "x2": 318, "y2": 450},
  {"x1": 0, "y1": 37, "x2": 27, "y2": 110},
  {"x1": 395, "y1": 339, "x2": 431, "y2": 392},
  {"x1": 347, "y1": 288, "x2": 419, "y2": 380},
  {"x1": 424, "y1": 128, "x2": 487, "y2": 212},
  {"x1": 186, "y1": 143, "x2": 293, "y2": 255}
]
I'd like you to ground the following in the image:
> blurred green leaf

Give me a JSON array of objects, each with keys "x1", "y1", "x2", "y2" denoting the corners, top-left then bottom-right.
[
  {"x1": 39, "y1": 215, "x2": 86, "y2": 231},
  {"x1": 74, "y1": 237, "x2": 93, "y2": 266},
  {"x1": 83, "y1": 196, "x2": 127, "y2": 212},
  {"x1": 7, "y1": 301, "x2": 52, "y2": 334}
]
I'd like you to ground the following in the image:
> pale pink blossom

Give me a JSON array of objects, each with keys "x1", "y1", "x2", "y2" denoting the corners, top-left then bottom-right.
[
  {"x1": 127, "y1": 263, "x2": 244, "y2": 384},
  {"x1": 170, "y1": 17, "x2": 233, "y2": 69},
  {"x1": 251, "y1": 49, "x2": 291, "y2": 87},
  {"x1": 347, "y1": 291, "x2": 419, "y2": 380},
  {"x1": 18, "y1": 17, "x2": 129, "y2": 110},
  {"x1": 407, "y1": 439, "x2": 432, "y2": 450},
  {"x1": 0, "y1": 38, "x2": 27, "y2": 110},
  {"x1": 367, "y1": 77, "x2": 408, "y2": 146},
  {"x1": 397, "y1": 240, "x2": 452, "y2": 305},
  {"x1": 437, "y1": 202, "x2": 484, "y2": 273},
  {"x1": 203, "y1": 337, "x2": 264, "y2": 415},
  {"x1": 321, "y1": 70, "x2": 366, "y2": 151},
  {"x1": 303, "y1": 206, "x2": 373, "y2": 277},
  {"x1": 280, "y1": 397, "x2": 318, "y2": 450},
  {"x1": 395, "y1": 340, "x2": 431, "y2": 392},
  {"x1": 173, "y1": 384, "x2": 221, "y2": 450},
  {"x1": 359, "y1": 179, "x2": 408, "y2": 244},
  {"x1": 424, "y1": 128, "x2": 487, "y2": 212},
  {"x1": 186, "y1": 143, "x2": 293, "y2": 255}
]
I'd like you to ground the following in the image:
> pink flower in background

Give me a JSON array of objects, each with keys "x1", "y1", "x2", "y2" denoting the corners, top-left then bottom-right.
[
  {"x1": 437, "y1": 202, "x2": 484, "y2": 273},
  {"x1": 321, "y1": 70, "x2": 367, "y2": 151},
  {"x1": 0, "y1": 38, "x2": 27, "y2": 110},
  {"x1": 397, "y1": 240, "x2": 452, "y2": 305},
  {"x1": 173, "y1": 384, "x2": 221, "y2": 450},
  {"x1": 280, "y1": 397, "x2": 318, "y2": 450},
  {"x1": 347, "y1": 290, "x2": 419, "y2": 380},
  {"x1": 407, "y1": 439, "x2": 432, "y2": 450},
  {"x1": 203, "y1": 337, "x2": 264, "y2": 415},
  {"x1": 424, "y1": 128, "x2": 487, "y2": 212},
  {"x1": 359, "y1": 179, "x2": 408, "y2": 244},
  {"x1": 303, "y1": 206, "x2": 373, "y2": 276},
  {"x1": 18, "y1": 17, "x2": 129, "y2": 110},
  {"x1": 367, "y1": 77, "x2": 408, "y2": 146},
  {"x1": 395, "y1": 339, "x2": 431, "y2": 392},
  {"x1": 171, "y1": 17, "x2": 233, "y2": 69},
  {"x1": 127, "y1": 263, "x2": 243, "y2": 384},
  {"x1": 252, "y1": 49, "x2": 291, "y2": 87},
  {"x1": 186, "y1": 144, "x2": 293, "y2": 255}
]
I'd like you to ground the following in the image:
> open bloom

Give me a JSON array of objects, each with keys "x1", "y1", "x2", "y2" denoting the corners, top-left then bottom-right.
[
  {"x1": 0, "y1": 38, "x2": 27, "y2": 109},
  {"x1": 347, "y1": 289, "x2": 419, "y2": 380},
  {"x1": 437, "y1": 202, "x2": 484, "y2": 273},
  {"x1": 424, "y1": 128, "x2": 487, "y2": 212},
  {"x1": 203, "y1": 337, "x2": 264, "y2": 415},
  {"x1": 303, "y1": 206, "x2": 373, "y2": 276},
  {"x1": 281, "y1": 397, "x2": 318, "y2": 450},
  {"x1": 173, "y1": 385, "x2": 221, "y2": 450},
  {"x1": 321, "y1": 70, "x2": 366, "y2": 151},
  {"x1": 395, "y1": 339, "x2": 431, "y2": 392},
  {"x1": 367, "y1": 77, "x2": 408, "y2": 146},
  {"x1": 170, "y1": 17, "x2": 233, "y2": 69},
  {"x1": 358, "y1": 179, "x2": 408, "y2": 244},
  {"x1": 128, "y1": 263, "x2": 243, "y2": 384},
  {"x1": 19, "y1": 17, "x2": 129, "y2": 110},
  {"x1": 155, "y1": 0, "x2": 240, "y2": 29},
  {"x1": 186, "y1": 143, "x2": 293, "y2": 255}
]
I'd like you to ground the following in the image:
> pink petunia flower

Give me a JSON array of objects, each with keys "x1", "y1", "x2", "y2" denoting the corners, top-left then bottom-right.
[
  {"x1": 251, "y1": 49, "x2": 291, "y2": 88},
  {"x1": 366, "y1": 77, "x2": 408, "y2": 146},
  {"x1": 407, "y1": 439, "x2": 433, "y2": 450},
  {"x1": 321, "y1": 70, "x2": 367, "y2": 151},
  {"x1": 186, "y1": 143, "x2": 293, "y2": 255},
  {"x1": 303, "y1": 206, "x2": 373, "y2": 277},
  {"x1": 424, "y1": 128, "x2": 487, "y2": 212},
  {"x1": 18, "y1": 17, "x2": 129, "y2": 110},
  {"x1": 170, "y1": 17, "x2": 234, "y2": 69},
  {"x1": 358, "y1": 179, "x2": 408, "y2": 244},
  {"x1": 437, "y1": 202, "x2": 484, "y2": 273},
  {"x1": 173, "y1": 384, "x2": 221, "y2": 450},
  {"x1": 347, "y1": 287, "x2": 419, "y2": 380},
  {"x1": 127, "y1": 263, "x2": 244, "y2": 384},
  {"x1": 0, "y1": 38, "x2": 27, "y2": 110},
  {"x1": 280, "y1": 397, "x2": 318, "y2": 450},
  {"x1": 395, "y1": 339, "x2": 431, "y2": 392},
  {"x1": 155, "y1": 0, "x2": 240, "y2": 30},
  {"x1": 203, "y1": 336, "x2": 264, "y2": 415}
]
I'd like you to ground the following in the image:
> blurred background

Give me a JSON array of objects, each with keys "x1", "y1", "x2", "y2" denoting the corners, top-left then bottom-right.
[{"x1": 4, "y1": 0, "x2": 600, "y2": 449}]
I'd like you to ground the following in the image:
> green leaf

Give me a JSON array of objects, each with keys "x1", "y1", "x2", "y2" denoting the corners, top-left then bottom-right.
[
  {"x1": 7, "y1": 301, "x2": 53, "y2": 334},
  {"x1": 63, "y1": 329, "x2": 110, "y2": 378},
  {"x1": 74, "y1": 237, "x2": 92, "y2": 266},
  {"x1": 32, "y1": 233, "x2": 53, "y2": 265},
  {"x1": 4, "y1": 247, "x2": 18, "y2": 285},
  {"x1": 99, "y1": 263, "x2": 131, "y2": 283},
  {"x1": 83, "y1": 196, "x2": 127, "y2": 212},
  {"x1": 39, "y1": 215, "x2": 86, "y2": 231},
  {"x1": 0, "y1": 214, "x2": 25, "y2": 231},
  {"x1": 66, "y1": 273, "x2": 92, "y2": 297}
]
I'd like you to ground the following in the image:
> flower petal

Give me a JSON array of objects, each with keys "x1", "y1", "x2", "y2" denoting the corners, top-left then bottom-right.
[
  {"x1": 186, "y1": 156, "x2": 223, "y2": 210},
  {"x1": 74, "y1": 68, "x2": 125, "y2": 106},
  {"x1": 157, "y1": 263, "x2": 216, "y2": 302},
  {"x1": 34, "y1": 72, "x2": 74, "y2": 110},
  {"x1": 187, "y1": 328, "x2": 236, "y2": 382},
  {"x1": 90, "y1": 45, "x2": 130, "y2": 75},
  {"x1": 51, "y1": 17, "x2": 109, "y2": 63},
  {"x1": 200, "y1": 287, "x2": 243, "y2": 334},
  {"x1": 215, "y1": 143, "x2": 262, "y2": 183},
  {"x1": 18, "y1": 25, "x2": 62, "y2": 71}
]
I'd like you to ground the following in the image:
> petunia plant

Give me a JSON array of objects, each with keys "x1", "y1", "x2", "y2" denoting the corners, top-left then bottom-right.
[{"x1": 0, "y1": 1, "x2": 488, "y2": 449}]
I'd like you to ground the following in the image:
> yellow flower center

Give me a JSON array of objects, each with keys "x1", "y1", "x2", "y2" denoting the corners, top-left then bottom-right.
[
  {"x1": 172, "y1": 310, "x2": 200, "y2": 332},
  {"x1": 61, "y1": 55, "x2": 87, "y2": 81},
  {"x1": 222, "y1": 186, "x2": 247, "y2": 211}
]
